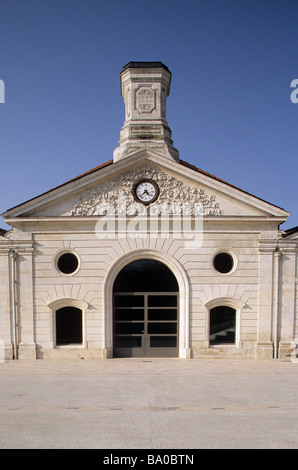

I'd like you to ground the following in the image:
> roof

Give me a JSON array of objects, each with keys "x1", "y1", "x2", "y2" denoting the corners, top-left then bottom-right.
[
  {"x1": 6, "y1": 160, "x2": 113, "y2": 212},
  {"x1": 283, "y1": 226, "x2": 298, "y2": 237},
  {"x1": 179, "y1": 160, "x2": 287, "y2": 212},
  {"x1": 4, "y1": 158, "x2": 287, "y2": 214},
  {"x1": 121, "y1": 62, "x2": 170, "y2": 73}
]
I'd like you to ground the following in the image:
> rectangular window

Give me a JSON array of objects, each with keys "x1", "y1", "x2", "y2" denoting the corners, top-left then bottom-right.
[
  {"x1": 209, "y1": 306, "x2": 236, "y2": 345},
  {"x1": 56, "y1": 307, "x2": 82, "y2": 345}
]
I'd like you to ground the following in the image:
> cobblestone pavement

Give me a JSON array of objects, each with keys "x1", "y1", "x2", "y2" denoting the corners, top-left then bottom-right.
[{"x1": 0, "y1": 358, "x2": 297, "y2": 449}]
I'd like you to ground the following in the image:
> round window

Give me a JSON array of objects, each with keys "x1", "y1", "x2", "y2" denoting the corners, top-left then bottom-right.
[
  {"x1": 56, "y1": 252, "x2": 79, "y2": 275},
  {"x1": 213, "y1": 252, "x2": 235, "y2": 274}
]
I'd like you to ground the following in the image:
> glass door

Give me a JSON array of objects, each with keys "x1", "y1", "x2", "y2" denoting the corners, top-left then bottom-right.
[
  {"x1": 147, "y1": 293, "x2": 178, "y2": 356},
  {"x1": 113, "y1": 292, "x2": 179, "y2": 357}
]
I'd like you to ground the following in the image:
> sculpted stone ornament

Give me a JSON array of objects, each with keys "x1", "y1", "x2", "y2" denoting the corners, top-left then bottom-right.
[
  {"x1": 69, "y1": 166, "x2": 223, "y2": 217},
  {"x1": 135, "y1": 86, "x2": 156, "y2": 113}
]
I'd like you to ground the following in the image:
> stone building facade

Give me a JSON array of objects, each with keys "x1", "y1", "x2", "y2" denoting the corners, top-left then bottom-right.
[{"x1": 0, "y1": 62, "x2": 297, "y2": 361}]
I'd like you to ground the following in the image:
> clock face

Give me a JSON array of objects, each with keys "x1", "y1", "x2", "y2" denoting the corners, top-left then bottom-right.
[{"x1": 133, "y1": 179, "x2": 159, "y2": 205}]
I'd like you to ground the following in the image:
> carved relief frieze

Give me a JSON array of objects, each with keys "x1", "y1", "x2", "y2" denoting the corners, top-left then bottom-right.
[{"x1": 68, "y1": 166, "x2": 223, "y2": 216}]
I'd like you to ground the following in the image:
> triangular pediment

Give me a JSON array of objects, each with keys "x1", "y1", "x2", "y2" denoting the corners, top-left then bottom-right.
[{"x1": 2, "y1": 151, "x2": 290, "y2": 222}]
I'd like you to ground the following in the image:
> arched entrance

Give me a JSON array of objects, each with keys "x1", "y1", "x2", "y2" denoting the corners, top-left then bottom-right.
[{"x1": 113, "y1": 259, "x2": 179, "y2": 357}]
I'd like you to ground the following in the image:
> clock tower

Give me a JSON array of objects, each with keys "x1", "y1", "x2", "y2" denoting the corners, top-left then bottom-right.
[{"x1": 113, "y1": 62, "x2": 179, "y2": 163}]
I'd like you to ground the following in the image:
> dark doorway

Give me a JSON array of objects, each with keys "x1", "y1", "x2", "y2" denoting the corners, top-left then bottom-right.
[
  {"x1": 56, "y1": 306, "x2": 82, "y2": 345},
  {"x1": 113, "y1": 259, "x2": 178, "y2": 292},
  {"x1": 113, "y1": 260, "x2": 179, "y2": 357}
]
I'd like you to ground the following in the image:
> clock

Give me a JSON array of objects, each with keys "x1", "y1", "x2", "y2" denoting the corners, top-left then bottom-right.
[{"x1": 133, "y1": 179, "x2": 160, "y2": 205}]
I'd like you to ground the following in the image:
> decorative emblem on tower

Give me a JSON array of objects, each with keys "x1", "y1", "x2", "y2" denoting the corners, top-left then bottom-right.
[{"x1": 135, "y1": 86, "x2": 156, "y2": 114}]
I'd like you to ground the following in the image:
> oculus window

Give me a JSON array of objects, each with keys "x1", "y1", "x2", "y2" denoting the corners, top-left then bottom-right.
[
  {"x1": 213, "y1": 252, "x2": 235, "y2": 274},
  {"x1": 56, "y1": 252, "x2": 79, "y2": 275}
]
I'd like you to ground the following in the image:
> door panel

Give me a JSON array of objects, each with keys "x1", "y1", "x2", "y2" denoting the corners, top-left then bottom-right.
[
  {"x1": 150, "y1": 336, "x2": 177, "y2": 348},
  {"x1": 113, "y1": 292, "x2": 178, "y2": 358}
]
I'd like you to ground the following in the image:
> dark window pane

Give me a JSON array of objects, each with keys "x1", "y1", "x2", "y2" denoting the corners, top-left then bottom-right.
[
  {"x1": 114, "y1": 295, "x2": 144, "y2": 307},
  {"x1": 150, "y1": 336, "x2": 177, "y2": 348},
  {"x1": 115, "y1": 323, "x2": 144, "y2": 334},
  {"x1": 148, "y1": 309, "x2": 177, "y2": 321},
  {"x1": 115, "y1": 309, "x2": 144, "y2": 321},
  {"x1": 148, "y1": 295, "x2": 177, "y2": 307},
  {"x1": 114, "y1": 336, "x2": 142, "y2": 348},
  {"x1": 113, "y1": 259, "x2": 178, "y2": 292},
  {"x1": 148, "y1": 323, "x2": 177, "y2": 334},
  {"x1": 210, "y1": 306, "x2": 236, "y2": 345},
  {"x1": 56, "y1": 307, "x2": 82, "y2": 345}
]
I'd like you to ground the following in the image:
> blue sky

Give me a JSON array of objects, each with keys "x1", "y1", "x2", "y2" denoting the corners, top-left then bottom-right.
[{"x1": 0, "y1": 0, "x2": 297, "y2": 230}]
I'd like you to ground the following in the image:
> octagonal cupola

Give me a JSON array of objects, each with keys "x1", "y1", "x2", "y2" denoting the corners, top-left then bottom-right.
[{"x1": 113, "y1": 62, "x2": 179, "y2": 163}]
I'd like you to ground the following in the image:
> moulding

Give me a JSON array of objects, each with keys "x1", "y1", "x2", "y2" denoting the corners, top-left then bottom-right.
[{"x1": 47, "y1": 298, "x2": 89, "y2": 311}]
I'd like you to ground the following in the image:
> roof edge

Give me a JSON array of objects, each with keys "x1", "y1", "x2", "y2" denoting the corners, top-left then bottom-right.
[
  {"x1": 180, "y1": 160, "x2": 289, "y2": 214},
  {"x1": 3, "y1": 160, "x2": 113, "y2": 214},
  {"x1": 121, "y1": 61, "x2": 170, "y2": 73},
  {"x1": 282, "y1": 225, "x2": 298, "y2": 237},
  {"x1": 2, "y1": 157, "x2": 290, "y2": 218}
]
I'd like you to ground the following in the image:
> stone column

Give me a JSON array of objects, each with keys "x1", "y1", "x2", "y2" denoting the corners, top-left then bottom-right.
[
  {"x1": 18, "y1": 245, "x2": 36, "y2": 360},
  {"x1": 256, "y1": 242, "x2": 274, "y2": 359},
  {"x1": 0, "y1": 247, "x2": 13, "y2": 360},
  {"x1": 278, "y1": 242, "x2": 297, "y2": 359}
]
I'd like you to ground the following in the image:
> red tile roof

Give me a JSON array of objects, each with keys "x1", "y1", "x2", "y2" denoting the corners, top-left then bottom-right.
[
  {"x1": 180, "y1": 159, "x2": 286, "y2": 211},
  {"x1": 6, "y1": 160, "x2": 113, "y2": 211},
  {"x1": 6, "y1": 158, "x2": 286, "y2": 213},
  {"x1": 56, "y1": 160, "x2": 113, "y2": 188}
]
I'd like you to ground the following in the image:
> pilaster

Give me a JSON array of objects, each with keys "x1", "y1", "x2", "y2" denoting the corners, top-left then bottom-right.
[
  {"x1": 256, "y1": 241, "x2": 275, "y2": 358},
  {"x1": 278, "y1": 241, "x2": 297, "y2": 358},
  {"x1": 17, "y1": 244, "x2": 36, "y2": 360},
  {"x1": 0, "y1": 247, "x2": 13, "y2": 360}
]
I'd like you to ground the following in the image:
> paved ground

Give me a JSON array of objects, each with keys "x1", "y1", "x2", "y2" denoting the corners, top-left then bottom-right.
[{"x1": 0, "y1": 358, "x2": 297, "y2": 449}]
